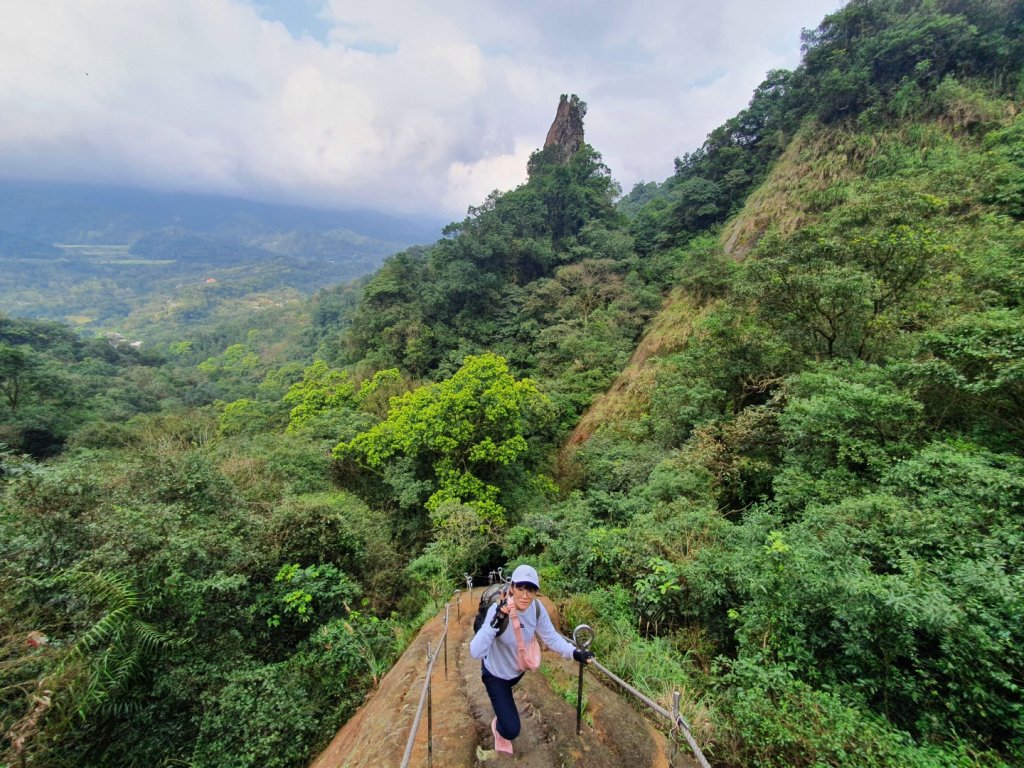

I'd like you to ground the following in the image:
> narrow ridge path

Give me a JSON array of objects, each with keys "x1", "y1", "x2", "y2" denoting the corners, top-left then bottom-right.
[{"x1": 310, "y1": 591, "x2": 694, "y2": 767}]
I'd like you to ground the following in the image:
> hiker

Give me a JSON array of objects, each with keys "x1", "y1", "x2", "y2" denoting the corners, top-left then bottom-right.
[{"x1": 469, "y1": 564, "x2": 595, "y2": 755}]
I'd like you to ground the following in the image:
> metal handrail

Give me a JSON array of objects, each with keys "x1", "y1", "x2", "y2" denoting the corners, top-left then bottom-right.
[
  {"x1": 589, "y1": 658, "x2": 712, "y2": 768},
  {"x1": 398, "y1": 595, "x2": 456, "y2": 768}
]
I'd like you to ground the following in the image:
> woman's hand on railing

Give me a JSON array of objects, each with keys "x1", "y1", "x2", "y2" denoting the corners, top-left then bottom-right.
[{"x1": 573, "y1": 649, "x2": 595, "y2": 664}]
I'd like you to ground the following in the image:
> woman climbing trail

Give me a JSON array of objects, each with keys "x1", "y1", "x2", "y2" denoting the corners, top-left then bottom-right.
[{"x1": 469, "y1": 564, "x2": 595, "y2": 757}]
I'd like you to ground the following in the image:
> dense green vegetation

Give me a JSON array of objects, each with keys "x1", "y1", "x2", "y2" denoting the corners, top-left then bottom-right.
[{"x1": 3, "y1": 1, "x2": 1023, "y2": 766}]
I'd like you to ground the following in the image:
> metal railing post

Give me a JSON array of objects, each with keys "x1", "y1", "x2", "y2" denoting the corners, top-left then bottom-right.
[
  {"x1": 572, "y1": 625, "x2": 595, "y2": 735},
  {"x1": 670, "y1": 691, "x2": 682, "y2": 762},
  {"x1": 425, "y1": 643, "x2": 434, "y2": 768},
  {"x1": 443, "y1": 604, "x2": 449, "y2": 680}
]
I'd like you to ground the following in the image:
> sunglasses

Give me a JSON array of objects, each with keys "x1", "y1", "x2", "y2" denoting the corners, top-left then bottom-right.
[{"x1": 513, "y1": 582, "x2": 539, "y2": 594}]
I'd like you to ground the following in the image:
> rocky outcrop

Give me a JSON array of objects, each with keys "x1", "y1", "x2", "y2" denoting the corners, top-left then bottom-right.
[{"x1": 542, "y1": 94, "x2": 586, "y2": 162}]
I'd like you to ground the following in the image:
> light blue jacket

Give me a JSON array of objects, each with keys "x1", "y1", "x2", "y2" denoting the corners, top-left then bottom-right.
[{"x1": 469, "y1": 597, "x2": 577, "y2": 680}]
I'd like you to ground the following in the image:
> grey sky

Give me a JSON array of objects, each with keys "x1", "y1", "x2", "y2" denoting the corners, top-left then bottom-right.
[{"x1": 0, "y1": 0, "x2": 845, "y2": 218}]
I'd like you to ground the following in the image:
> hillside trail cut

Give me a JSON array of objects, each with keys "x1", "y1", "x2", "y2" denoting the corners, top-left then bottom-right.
[{"x1": 310, "y1": 591, "x2": 697, "y2": 768}]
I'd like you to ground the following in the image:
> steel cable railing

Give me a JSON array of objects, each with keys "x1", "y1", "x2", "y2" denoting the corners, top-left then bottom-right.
[
  {"x1": 588, "y1": 657, "x2": 712, "y2": 768},
  {"x1": 398, "y1": 597, "x2": 455, "y2": 768},
  {"x1": 399, "y1": 573, "x2": 499, "y2": 768}
]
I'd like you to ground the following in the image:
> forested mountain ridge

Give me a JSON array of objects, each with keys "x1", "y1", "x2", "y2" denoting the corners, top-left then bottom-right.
[
  {"x1": 3, "y1": 1, "x2": 1023, "y2": 767},
  {"x1": 576, "y1": 96, "x2": 1024, "y2": 449}
]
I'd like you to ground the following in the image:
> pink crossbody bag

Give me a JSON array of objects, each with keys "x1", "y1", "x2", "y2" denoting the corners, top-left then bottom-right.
[{"x1": 509, "y1": 600, "x2": 542, "y2": 671}]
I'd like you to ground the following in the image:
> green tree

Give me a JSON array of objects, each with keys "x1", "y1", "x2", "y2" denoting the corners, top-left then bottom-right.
[
  {"x1": 334, "y1": 353, "x2": 553, "y2": 528},
  {"x1": 910, "y1": 307, "x2": 1024, "y2": 444},
  {"x1": 743, "y1": 202, "x2": 949, "y2": 362},
  {"x1": 670, "y1": 177, "x2": 725, "y2": 234},
  {"x1": 527, "y1": 143, "x2": 621, "y2": 243},
  {"x1": 283, "y1": 360, "x2": 357, "y2": 433},
  {"x1": 792, "y1": 0, "x2": 1022, "y2": 125},
  {"x1": 772, "y1": 362, "x2": 925, "y2": 508},
  {"x1": 0, "y1": 342, "x2": 32, "y2": 410},
  {"x1": 282, "y1": 361, "x2": 403, "y2": 440}
]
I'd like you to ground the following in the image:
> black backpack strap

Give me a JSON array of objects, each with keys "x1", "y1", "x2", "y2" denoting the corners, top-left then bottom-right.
[{"x1": 494, "y1": 604, "x2": 509, "y2": 637}]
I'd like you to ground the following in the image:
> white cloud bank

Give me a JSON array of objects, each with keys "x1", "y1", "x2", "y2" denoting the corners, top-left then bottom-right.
[{"x1": 0, "y1": 0, "x2": 844, "y2": 219}]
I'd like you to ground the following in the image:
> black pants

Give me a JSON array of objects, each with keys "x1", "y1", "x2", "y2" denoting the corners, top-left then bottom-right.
[{"x1": 482, "y1": 662, "x2": 525, "y2": 740}]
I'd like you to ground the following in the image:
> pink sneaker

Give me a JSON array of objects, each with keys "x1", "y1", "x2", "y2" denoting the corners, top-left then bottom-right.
[{"x1": 491, "y1": 717, "x2": 514, "y2": 754}]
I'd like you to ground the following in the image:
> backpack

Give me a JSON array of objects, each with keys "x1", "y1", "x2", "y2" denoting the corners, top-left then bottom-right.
[
  {"x1": 472, "y1": 584, "x2": 542, "y2": 639},
  {"x1": 473, "y1": 582, "x2": 509, "y2": 636}
]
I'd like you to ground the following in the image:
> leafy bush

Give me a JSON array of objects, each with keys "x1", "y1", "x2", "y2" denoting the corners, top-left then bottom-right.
[
  {"x1": 718, "y1": 660, "x2": 983, "y2": 768},
  {"x1": 772, "y1": 362, "x2": 925, "y2": 509},
  {"x1": 192, "y1": 612, "x2": 400, "y2": 768},
  {"x1": 192, "y1": 662, "x2": 330, "y2": 768}
]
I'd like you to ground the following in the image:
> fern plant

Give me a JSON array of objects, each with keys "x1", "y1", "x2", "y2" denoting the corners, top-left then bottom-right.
[{"x1": 57, "y1": 569, "x2": 178, "y2": 720}]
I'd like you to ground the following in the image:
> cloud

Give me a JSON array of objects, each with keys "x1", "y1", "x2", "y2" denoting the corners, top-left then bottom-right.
[{"x1": 0, "y1": 0, "x2": 844, "y2": 218}]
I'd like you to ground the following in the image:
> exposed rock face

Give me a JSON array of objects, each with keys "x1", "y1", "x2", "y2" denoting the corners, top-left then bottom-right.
[{"x1": 543, "y1": 94, "x2": 586, "y2": 161}]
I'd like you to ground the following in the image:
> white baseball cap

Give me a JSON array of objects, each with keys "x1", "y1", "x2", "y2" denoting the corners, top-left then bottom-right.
[{"x1": 510, "y1": 564, "x2": 540, "y2": 589}]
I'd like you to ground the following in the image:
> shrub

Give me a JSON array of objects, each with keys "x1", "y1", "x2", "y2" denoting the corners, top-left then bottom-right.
[
  {"x1": 192, "y1": 662, "x2": 326, "y2": 768},
  {"x1": 718, "y1": 660, "x2": 982, "y2": 768}
]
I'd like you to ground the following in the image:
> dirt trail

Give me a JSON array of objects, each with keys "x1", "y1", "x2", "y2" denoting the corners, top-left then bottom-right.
[{"x1": 310, "y1": 591, "x2": 698, "y2": 768}]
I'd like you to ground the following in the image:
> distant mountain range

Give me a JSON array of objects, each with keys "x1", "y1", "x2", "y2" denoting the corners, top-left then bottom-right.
[
  {"x1": 0, "y1": 179, "x2": 442, "y2": 248},
  {"x1": 0, "y1": 179, "x2": 444, "y2": 331}
]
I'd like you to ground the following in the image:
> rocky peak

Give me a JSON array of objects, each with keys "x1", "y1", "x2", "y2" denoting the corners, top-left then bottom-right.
[{"x1": 543, "y1": 94, "x2": 586, "y2": 162}]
